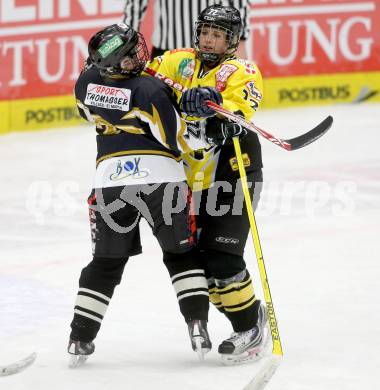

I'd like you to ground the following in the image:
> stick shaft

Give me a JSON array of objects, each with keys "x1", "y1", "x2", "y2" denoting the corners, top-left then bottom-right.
[{"x1": 232, "y1": 137, "x2": 283, "y2": 356}]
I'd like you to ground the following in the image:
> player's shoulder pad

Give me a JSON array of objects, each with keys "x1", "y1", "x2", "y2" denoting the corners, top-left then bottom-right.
[
  {"x1": 164, "y1": 48, "x2": 196, "y2": 64},
  {"x1": 224, "y1": 57, "x2": 261, "y2": 77},
  {"x1": 148, "y1": 48, "x2": 195, "y2": 69},
  {"x1": 74, "y1": 65, "x2": 98, "y2": 96},
  {"x1": 137, "y1": 74, "x2": 172, "y2": 99}
]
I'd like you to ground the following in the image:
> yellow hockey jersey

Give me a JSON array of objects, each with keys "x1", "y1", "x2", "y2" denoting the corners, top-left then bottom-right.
[{"x1": 147, "y1": 49, "x2": 264, "y2": 190}]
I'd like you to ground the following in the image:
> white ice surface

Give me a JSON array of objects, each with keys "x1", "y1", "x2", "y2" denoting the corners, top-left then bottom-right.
[{"x1": 0, "y1": 103, "x2": 379, "y2": 389}]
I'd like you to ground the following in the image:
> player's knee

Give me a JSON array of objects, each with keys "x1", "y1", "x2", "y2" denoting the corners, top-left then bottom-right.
[
  {"x1": 79, "y1": 256, "x2": 128, "y2": 289},
  {"x1": 205, "y1": 249, "x2": 246, "y2": 280},
  {"x1": 215, "y1": 269, "x2": 248, "y2": 288},
  {"x1": 163, "y1": 248, "x2": 202, "y2": 275}
]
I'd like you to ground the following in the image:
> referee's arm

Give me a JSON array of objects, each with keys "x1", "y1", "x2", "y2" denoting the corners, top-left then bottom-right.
[{"x1": 123, "y1": 0, "x2": 149, "y2": 31}]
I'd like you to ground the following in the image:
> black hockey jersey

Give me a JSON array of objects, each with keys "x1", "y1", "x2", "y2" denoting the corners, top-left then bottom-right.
[{"x1": 75, "y1": 66, "x2": 205, "y2": 187}]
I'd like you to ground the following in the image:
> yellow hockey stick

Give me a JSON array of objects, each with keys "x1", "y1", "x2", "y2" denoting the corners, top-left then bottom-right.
[{"x1": 232, "y1": 137, "x2": 283, "y2": 358}]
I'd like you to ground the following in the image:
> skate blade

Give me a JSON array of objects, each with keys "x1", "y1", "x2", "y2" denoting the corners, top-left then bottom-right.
[
  {"x1": 68, "y1": 355, "x2": 89, "y2": 368},
  {"x1": 220, "y1": 346, "x2": 267, "y2": 365},
  {"x1": 193, "y1": 337, "x2": 210, "y2": 361}
]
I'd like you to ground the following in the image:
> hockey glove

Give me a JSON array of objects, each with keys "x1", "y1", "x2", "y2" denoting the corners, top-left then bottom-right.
[
  {"x1": 205, "y1": 116, "x2": 247, "y2": 146},
  {"x1": 180, "y1": 87, "x2": 223, "y2": 118}
]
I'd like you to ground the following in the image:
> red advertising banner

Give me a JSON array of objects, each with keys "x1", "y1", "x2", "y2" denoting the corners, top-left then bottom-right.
[
  {"x1": 0, "y1": 0, "x2": 152, "y2": 101},
  {"x1": 0, "y1": 0, "x2": 378, "y2": 133},
  {"x1": 249, "y1": 0, "x2": 380, "y2": 77},
  {"x1": 1, "y1": 0, "x2": 379, "y2": 101}
]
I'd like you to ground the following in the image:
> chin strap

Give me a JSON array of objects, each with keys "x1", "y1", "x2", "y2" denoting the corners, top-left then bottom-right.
[{"x1": 197, "y1": 50, "x2": 237, "y2": 69}]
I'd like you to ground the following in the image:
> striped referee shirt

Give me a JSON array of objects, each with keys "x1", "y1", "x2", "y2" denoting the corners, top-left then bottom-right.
[{"x1": 123, "y1": 0, "x2": 251, "y2": 51}]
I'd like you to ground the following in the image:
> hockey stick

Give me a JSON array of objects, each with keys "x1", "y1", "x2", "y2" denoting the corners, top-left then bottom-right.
[
  {"x1": 233, "y1": 137, "x2": 282, "y2": 389},
  {"x1": 207, "y1": 101, "x2": 333, "y2": 151},
  {"x1": 0, "y1": 352, "x2": 37, "y2": 376},
  {"x1": 243, "y1": 354, "x2": 282, "y2": 390},
  {"x1": 144, "y1": 66, "x2": 333, "y2": 151}
]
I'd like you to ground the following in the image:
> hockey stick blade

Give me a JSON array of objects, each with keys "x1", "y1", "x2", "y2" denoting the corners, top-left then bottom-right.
[
  {"x1": 207, "y1": 101, "x2": 333, "y2": 151},
  {"x1": 0, "y1": 352, "x2": 37, "y2": 376},
  {"x1": 284, "y1": 115, "x2": 333, "y2": 150},
  {"x1": 243, "y1": 355, "x2": 282, "y2": 390}
]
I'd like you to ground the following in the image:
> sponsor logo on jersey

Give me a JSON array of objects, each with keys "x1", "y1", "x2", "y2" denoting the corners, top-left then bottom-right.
[
  {"x1": 215, "y1": 64, "x2": 238, "y2": 92},
  {"x1": 245, "y1": 62, "x2": 257, "y2": 75},
  {"x1": 229, "y1": 153, "x2": 251, "y2": 171},
  {"x1": 110, "y1": 158, "x2": 149, "y2": 181},
  {"x1": 85, "y1": 83, "x2": 131, "y2": 111},
  {"x1": 152, "y1": 72, "x2": 187, "y2": 92},
  {"x1": 215, "y1": 236, "x2": 240, "y2": 245},
  {"x1": 178, "y1": 58, "x2": 195, "y2": 80}
]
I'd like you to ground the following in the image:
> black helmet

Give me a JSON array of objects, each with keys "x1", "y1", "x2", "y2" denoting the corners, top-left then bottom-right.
[
  {"x1": 194, "y1": 5, "x2": 242, "y2": 66},
  {"x1": 88, "y1": 23, "x2": 149, "y2": 77}
]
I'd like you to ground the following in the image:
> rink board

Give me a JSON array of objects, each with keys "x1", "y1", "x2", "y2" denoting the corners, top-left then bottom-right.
[{"x1": 1, "y1": 71, "x2": 379, "y2": 134}]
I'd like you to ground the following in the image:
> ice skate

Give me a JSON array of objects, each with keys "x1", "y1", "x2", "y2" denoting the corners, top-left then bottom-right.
[
  {"x1": 219, "y1": 304, "x2": 269, "y2": 365},
  {"x1": 187, "y1": 320, "x2": 212, "y2": 360},
  {"x1": 67, "y1": 339, "x2": 95, "y2": 368}
]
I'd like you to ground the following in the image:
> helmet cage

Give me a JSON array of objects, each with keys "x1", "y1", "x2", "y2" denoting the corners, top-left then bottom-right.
[
  {"x1": 194, "y1": 22, "x2": 239, "y2": 51},
  {"x1": 115, "y1": 32, "x2": 149, "y2": 76},
  {"x1": 194, "y1": 22, "x2": 240, "y2": 65}
]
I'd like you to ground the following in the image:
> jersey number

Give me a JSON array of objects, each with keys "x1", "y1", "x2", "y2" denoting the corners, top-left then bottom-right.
[{"x1": 243, "y1": 89, "x2": 259, "y2": 111}]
